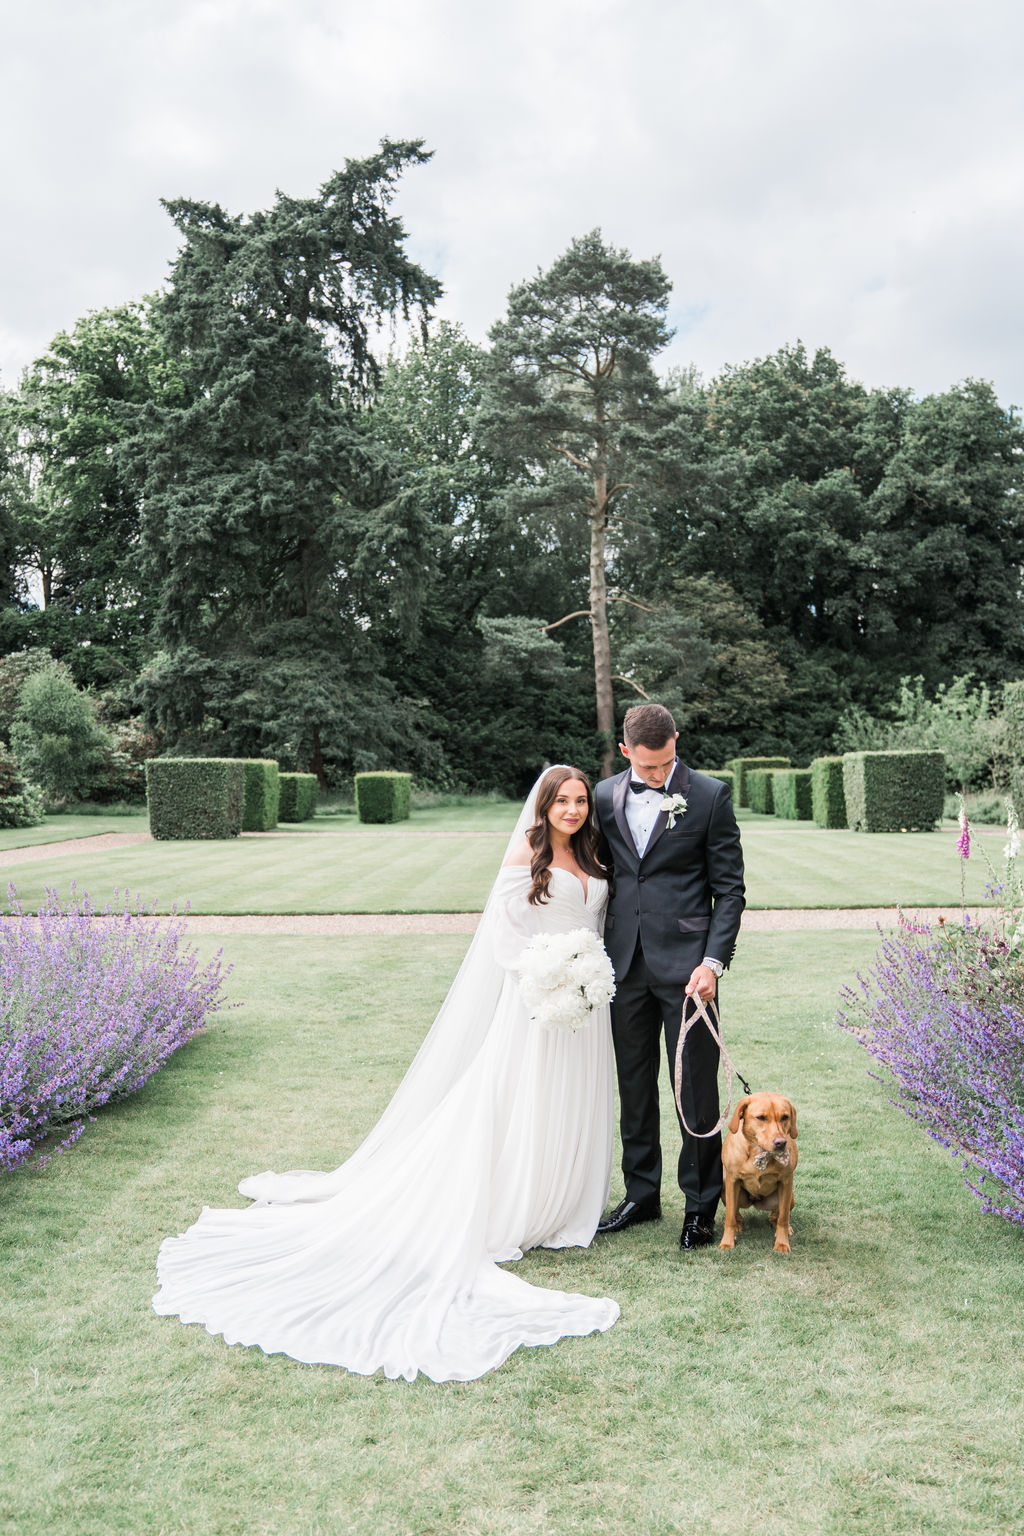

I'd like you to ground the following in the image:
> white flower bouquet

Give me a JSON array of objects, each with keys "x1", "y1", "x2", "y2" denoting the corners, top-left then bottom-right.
[{"x1": 517, "y1": 927, "x2": 616, "y2": 1031}]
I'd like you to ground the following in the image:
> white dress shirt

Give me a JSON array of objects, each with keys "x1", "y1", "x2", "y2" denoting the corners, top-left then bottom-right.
[
  {"x1": 624, "y1": 765, "x2": 724, "y2": 971},
  {"x1": 624, "y1": 773, "x2": 671, "y2": 856}
]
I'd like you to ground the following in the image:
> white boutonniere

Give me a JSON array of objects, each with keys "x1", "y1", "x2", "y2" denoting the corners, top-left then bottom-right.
[{"x1": 660, "y1": 792, "x2": 688, "y2": 829}]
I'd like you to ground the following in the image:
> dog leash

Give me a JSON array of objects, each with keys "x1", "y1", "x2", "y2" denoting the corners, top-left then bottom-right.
[{"x1": 672, "y1": 991, "x2": 752, "y2": 1140}]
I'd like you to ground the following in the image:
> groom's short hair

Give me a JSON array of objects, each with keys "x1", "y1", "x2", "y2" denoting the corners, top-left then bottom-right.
[{"x1": 622, "y1": 704, "x2": 677, "y2": 749}]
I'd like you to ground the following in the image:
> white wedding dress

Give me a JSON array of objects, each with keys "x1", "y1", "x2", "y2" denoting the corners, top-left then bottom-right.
[{"x1": 153, "y1": 821, "x2": 619, "y2": 1382}]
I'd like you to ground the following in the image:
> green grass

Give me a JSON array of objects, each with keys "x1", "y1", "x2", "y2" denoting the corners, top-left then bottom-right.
[
  {"x1": 2, "y1": 815, "x2": 1001, "y2": 913},
  {"x1": 2, "y1": 930, "x2": 1021, "y2": 1536}
]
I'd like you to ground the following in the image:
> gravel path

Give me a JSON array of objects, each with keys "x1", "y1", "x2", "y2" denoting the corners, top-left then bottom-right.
[
  {"x1": 0, "y1": 832, "x2": 152, "y2": 865},
  {"x1": 106, "y1": 906, "x2": 983, "y2": 936}
]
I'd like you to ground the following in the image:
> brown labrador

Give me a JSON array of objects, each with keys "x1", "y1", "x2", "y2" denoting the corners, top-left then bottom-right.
[{"x1": 720, "y1": 1093, "x2": 798, "y2": 1254}]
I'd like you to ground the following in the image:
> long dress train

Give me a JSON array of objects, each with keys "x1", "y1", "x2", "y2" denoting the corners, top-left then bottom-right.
[{"x1": 153, "y1": 866, "x2": 619, "y2": 1382}]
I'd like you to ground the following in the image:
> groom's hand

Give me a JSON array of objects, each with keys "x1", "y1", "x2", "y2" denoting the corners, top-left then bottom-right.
[{"x1": 685, "y1": 965, "x2": 718, "y2": 1001}]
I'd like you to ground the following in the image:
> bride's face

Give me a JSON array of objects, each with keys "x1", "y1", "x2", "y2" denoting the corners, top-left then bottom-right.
[{"x1": 547, "y1": 778, "x2": 590, "y2": 839}]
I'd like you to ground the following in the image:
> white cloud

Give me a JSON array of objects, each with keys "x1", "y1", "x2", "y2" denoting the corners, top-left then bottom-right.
[{"x1": 1, "y1": 0, "x2": 1022, "y2": 404}]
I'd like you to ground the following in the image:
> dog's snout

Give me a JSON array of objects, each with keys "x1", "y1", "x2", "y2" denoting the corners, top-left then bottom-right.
[{"x1": 773, "y1": 1137, "x2": 788, "y2": 1150}]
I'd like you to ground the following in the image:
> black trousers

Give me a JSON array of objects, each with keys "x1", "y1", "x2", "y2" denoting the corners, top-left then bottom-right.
[{"x1": 610, "y1": 940, "x2": 723, "y2": 1217}]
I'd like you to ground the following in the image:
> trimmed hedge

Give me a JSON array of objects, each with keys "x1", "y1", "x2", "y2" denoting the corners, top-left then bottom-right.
[
  {"x1": 1003, "y1": 680, "x2": 1024, "y2": 762},
  {"x1": 811, "y1": 756, "x2": 848, "y2": 829},
  {"x1": 242, "y1": 759, "x2": 280, "y2": 832},
  {"x1": 746, "y1": 769, "x2": 775, "y2": 815},
  {"x1": 355, "y1": 771, "x2": 412, "y2": 824},
  {"x1": 1011, "y1": 766, "x2": 1024, "y2": 825},
  {"x1": 279, "y1": 773, "x2": 318, "y2": 823},
  {"x1": 146, "y1": 758, "x2": 244, "y2": 840},
  {"x1": 772, "y1": 768, "x2": 813, "y2": 820},
  {"x1": 842, "y1": 750, "x2": 945, "y2": 833},
  {"x1": 727, "y1": 756, "x2": 791, "y2": 807},
  {"x1": 703, "y1": 770, "x2": 735, "y2": 791}
]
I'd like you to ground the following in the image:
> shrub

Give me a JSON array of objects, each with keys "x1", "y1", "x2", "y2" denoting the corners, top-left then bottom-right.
[
  {"x1": 0, "y1": 750, "x2": 45, "y2": 829},
  {"x1": 836, "y1": 674, "x2": 998, "y2": 791},
  {"x1": 837, "y1": 799, "x2": 1024, "y2": 1230},
  {"x1": 279, "y1": 773, "x2": 318, "y2": 822},
  {"x1": 842, "y1": 750, "x2": 945, "y2": 832},
  {"x1": 811, "y1": 756, "x2": 847, "y2": 829},
  {"x1": 9, "y1": 665, "x2": 110, "y2": 804},
  {"x1": 703, "y1": 770, "x2": 735, "y2": 791},
  {"x1": 728, "y1": 757, "x2": 790, "y2": 807},
  {"x1": 943, "y1": 791, "x2": 1007, "y2": 826},
  {"x1": 0, "y1": 649, "x2": 60, "y2": 745},
  {"x1": 772, "y1": 768, "x2": 813, "y2": 820},
  {"x1": 89, "y1": 718, "x2": 163, "y2": 805},
  {"x1": 839, "y1": 923, "x2": 1024, "y2": 1227},
  {"x1": 355, "y1": 771, "x2": 412, "y2": 824},
  {"x1": 0, "y1": 887, "x2": 230, "y2": 1171},
  {"x1": 241, "y1": 759, "x2": 280, "y2": 832},
  {"x1": 746, "y1": 769, "x2": 775, "y2": 815},
  {"x1": 145, "y1": 758, "x2": 245, "y2": 840}
]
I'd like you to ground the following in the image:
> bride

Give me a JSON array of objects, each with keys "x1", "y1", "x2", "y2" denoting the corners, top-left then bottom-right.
[{"x1": 153, "y1": 766, "x2": 620, "y2": 1382}]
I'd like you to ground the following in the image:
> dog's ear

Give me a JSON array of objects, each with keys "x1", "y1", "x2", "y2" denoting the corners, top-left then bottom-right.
[
  {"x1": 728, "y1": 1097, "x2": 751, "y2": 1135},
  {"x1": 786, "y1": 1099, "x2": 797, "y2": 1139}
]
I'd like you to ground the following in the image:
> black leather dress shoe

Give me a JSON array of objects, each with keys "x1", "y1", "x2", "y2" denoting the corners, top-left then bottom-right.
[
  {"x1": 597, "y1": 1196, "x2": 662, "y2": 1235},
  {"x1": 679, "y1": 1215, "x2": 716, "y2": 1250}
]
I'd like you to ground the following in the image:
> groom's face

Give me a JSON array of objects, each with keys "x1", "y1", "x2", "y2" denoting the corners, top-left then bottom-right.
[{"x1": 619, "y1": 734, "x2": 678, "y2": 790}]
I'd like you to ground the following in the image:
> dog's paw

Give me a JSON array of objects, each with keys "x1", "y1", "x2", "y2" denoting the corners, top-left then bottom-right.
[
  {"x1": 773, "y1": 1237, "x2": 791, "y2": 1254},
  {"x1": 719, "y1": 1233, "x2": 737, "y2": 1250}
]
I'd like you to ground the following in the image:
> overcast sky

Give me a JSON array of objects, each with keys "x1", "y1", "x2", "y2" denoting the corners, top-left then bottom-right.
[{"x1": 3, "y1": 0, "x2": 1022, "y2": 405}]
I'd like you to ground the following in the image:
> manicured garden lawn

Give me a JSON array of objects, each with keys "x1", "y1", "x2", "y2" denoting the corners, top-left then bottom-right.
[
  {"x1": 3, "y1": 816, "x2": 1001, "y2": 913},
  {"x1": 2, "y1": 931, "x2": 1021, "y2": 1536}
]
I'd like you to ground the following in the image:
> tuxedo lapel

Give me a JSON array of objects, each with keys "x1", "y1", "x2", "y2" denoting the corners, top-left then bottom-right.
[
  {"x1": 641, "y1": 761, "x2": 691, "y2": 860},
  {"x1": 611, "y1": 769, "x2": 634, "y2": 858}
]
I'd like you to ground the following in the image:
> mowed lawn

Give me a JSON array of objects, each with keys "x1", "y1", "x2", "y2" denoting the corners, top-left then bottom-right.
[
  {"x1": 1, "y1": 930, "x2": 1021, "y2": 1536},
  {"x1": 1, "y1": 811, "x2": 1002, "y2": 912}
]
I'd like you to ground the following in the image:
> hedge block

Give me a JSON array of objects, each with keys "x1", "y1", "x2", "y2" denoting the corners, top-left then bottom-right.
[
  {"x1": 729, "y1": 756, "x2": 790, "y2": 807},
  {"x1": 242, "y1": 759, "x2": 280, "y2": 831},
  {"x1": 772, "y1": 768, "x2": 813, "y2": 820},
  {"x1": 1003, "y1": 680, "x2": 1024, "y2": 763},
  {"x1": 703, "y1": 770, "x2": 735, "y2": 791},
  {"x1": 811, "y1": 756, "x2": 847, "y2": 829},
  {"x1": 279, "y1": 772, "x2": 318, "y2": 822},
  {"x1": 842, "y1": 750, "x2": 945, "y2": 833},
  {"x1": 355, "y1": 771, "x2": 412, "y2": 824},
  {"x1": 746, "y1": 769, "x2": 775, "y2": 815},
  {"x1": 146, "y1": 758, "x2": 244, "y2": 840},
  {"x1": 1011, "y1": 766, "x2": 1024, "y2": 825}
]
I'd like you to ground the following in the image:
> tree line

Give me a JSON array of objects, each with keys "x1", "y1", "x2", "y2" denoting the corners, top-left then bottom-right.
[{"x1": 2, "y1": 139, "x2": 1023, "y2": 795}]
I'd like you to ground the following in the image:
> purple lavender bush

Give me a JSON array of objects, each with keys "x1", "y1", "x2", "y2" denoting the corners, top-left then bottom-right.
[
  {"x1": 838, "y1": 802, "x2": 1024, "y2": 1226},
  {"x1": 1, "y1": 885, "x2": 230, "y2": 1171}
]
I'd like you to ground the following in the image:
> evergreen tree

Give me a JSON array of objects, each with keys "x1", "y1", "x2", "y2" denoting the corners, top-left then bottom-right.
[
  {"x1": 479, "y1": 231, "x2": 693, "y2": 774},
  {"x1": 372, "y1": 323, "x2": 597, "y2": 790},
  {"x1": 131, "y1": 142, "x2": 441, "y2": 784}
]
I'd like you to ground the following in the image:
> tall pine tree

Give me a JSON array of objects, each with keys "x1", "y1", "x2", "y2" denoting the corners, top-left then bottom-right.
[{"x1": 479, "y1": 230, "x2": 693, "y2": 774}]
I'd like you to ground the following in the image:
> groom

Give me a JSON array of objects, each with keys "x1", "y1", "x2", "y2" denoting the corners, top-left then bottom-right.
[{"x1": 594, "y1": 704, "x2": 746, "y2": 1250}]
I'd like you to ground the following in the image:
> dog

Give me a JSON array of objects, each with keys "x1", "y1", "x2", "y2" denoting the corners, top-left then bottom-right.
[{"x1": 719, "y1": 1093, "x2": 798, "y2": 1254}]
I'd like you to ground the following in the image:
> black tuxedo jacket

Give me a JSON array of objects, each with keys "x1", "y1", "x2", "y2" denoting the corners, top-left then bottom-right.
[{"x1": 595, "y1": 762, "x2": 746, "y2": 988}]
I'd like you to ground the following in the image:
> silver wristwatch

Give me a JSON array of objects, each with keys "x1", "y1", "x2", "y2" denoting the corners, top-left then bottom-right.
[{"x1": 702, "y1": 956, "x2": 725, "y2": 979}]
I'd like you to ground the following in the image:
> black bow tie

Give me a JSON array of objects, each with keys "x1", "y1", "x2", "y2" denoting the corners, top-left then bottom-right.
[{"x1": 630, "y1": 780, "x2": 657, "y2": 795}]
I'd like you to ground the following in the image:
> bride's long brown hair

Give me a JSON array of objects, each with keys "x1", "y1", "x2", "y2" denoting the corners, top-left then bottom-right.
[{"x1": 526, "y1": 766, "x2": 606, "y2": 906}]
